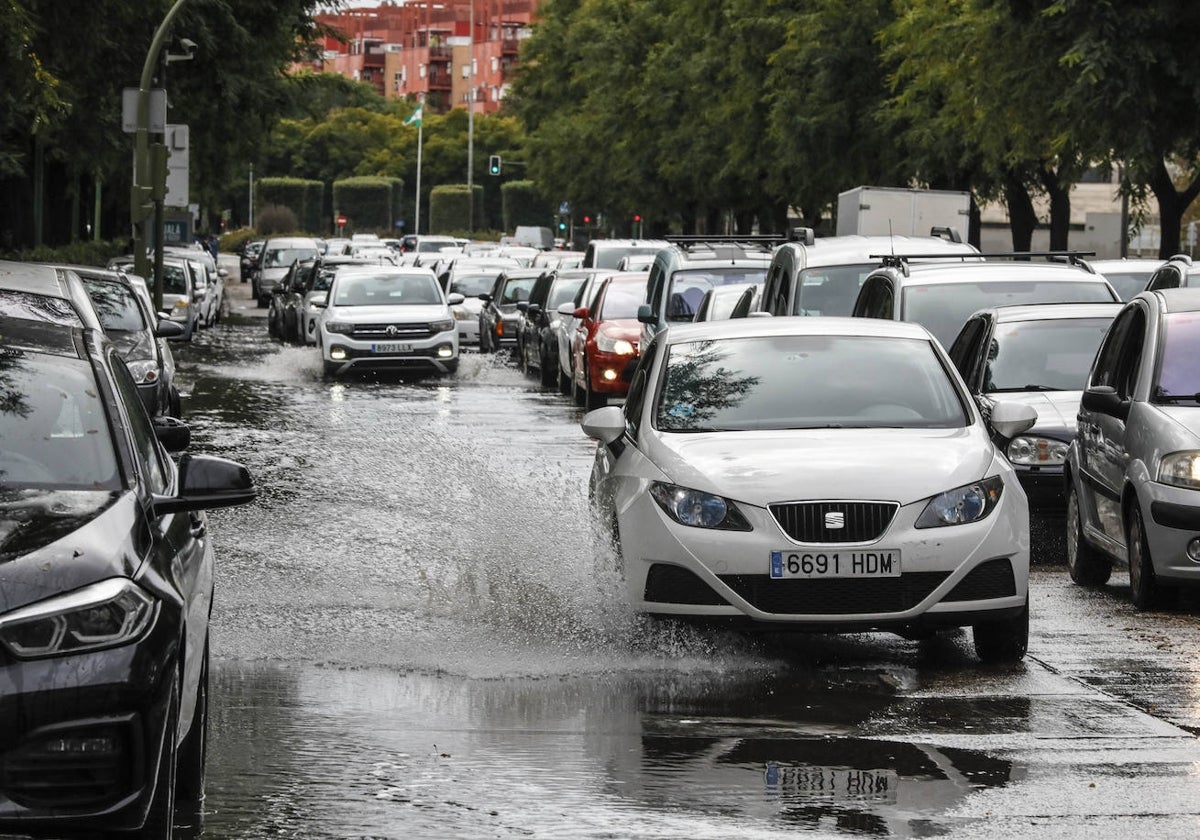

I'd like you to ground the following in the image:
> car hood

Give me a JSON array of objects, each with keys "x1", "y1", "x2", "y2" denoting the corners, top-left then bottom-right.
[
  {"x1": 987, "y1": 391, "x2": 1080, "y2": 442},
  {"x1": 453, "y1": 298, "x2": 485, "y2": 315},
  {"x1": 645, "y1": 427, "x2": 996, "y2": 507},
  {"x1": 329, "y1": 304, "x2": 447, "y2": 323},
  {"x1": 109, "y1": 330, "x2": 156, "y2": 361},
  {"x1": 1160, "y1": 406, "x2": 1200, "y2": 438},
  {"x1": 596, "y1": 318, "x2": 641, "y2": 340},
  {"x1": 0, "y1": 489, "x2": 138, "y2": 612}
]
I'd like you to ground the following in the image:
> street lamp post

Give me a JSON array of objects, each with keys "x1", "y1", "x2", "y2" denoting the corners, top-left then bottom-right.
[{"x1": 131, "y1": 0, "x2": 191, "y2": 312}]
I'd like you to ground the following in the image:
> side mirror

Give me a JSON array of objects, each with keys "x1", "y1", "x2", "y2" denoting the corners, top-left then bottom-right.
[
  {"x1": 310, "y1": 294, "x2": 328, "y2": 309},
  {"x1": 152, "y1": 415, "x2": 191, "y2": 452},
  {"x1": 1081, "y1": 385, "x2": 1130, "y2": 421},
  {"x1": 581, "y1": 405, "x2": 625, "y2": 445},
  {"x1": 446, "y1": 292, "x2": 465, "y2": 305},
  {"x1": 989, "y1": 401, "x2": 1038, "y2": 439},
  {"x1": 573, "y1": 306, "x2": 589, "y2": 319},
  {"x1": 155, "y1": 318, "x2": 185, "y2": 338},
  {"x1": 556, "y1": 302, "x2": 576, "y2": 317},
  {"x1": 218, "y1": 268, "x2": 229, "y2": 278},
  {"x1": 637, "y1": 303, "x2": 657, "y2": 325},
  {"x1": 152, "y1": 453, "x2": 257, "y2": 516},
  {"x1": 516, "y1": 301, "x2": 529, "y2": 313},
  {"x1": 478, "y1": 293, "x2": 493, "y2": 303}
]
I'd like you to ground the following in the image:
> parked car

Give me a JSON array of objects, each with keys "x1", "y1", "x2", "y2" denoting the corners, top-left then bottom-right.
[
  {"x1": 531, "y1": 250, "x2": 585, "y2": 270},
  {"x1": 297, "y1": 257, "x2": 375, "y2": 347},
  {"x1": 108, "y1": 256, "x2": 199, "y2": 342},
  {"x1": 516, "y1": 269, "x2": 588, "y2": 387},
  {"x1": 554, "y1": 270, "x2": 611, "y2": 395},
  {"x1": 445, "y1": 270, "x2": 505, "y2": 346},
  {"x1": 581, "y1": 238, "x2": 670, "y2": 270},
  {"x1": 166, "y1": 244, "x2": 225, "y2": 326},
  {"x1": 636, "y1": 236, "x2": 776, "y2": 349},
  {"x1": 693, "y1": 282, "x2": 763, "y2": 322},
  {"x1": 239, "y1": 238, "x2": 264, "y2": 284},
  {"x1": 1086, "y1": 257, "x2": 1165, "y2": 301},
  {"x1": 852, "y1": 255, "x2": 1120, "y2": 348},
  {"x1": 0, "y1": 260, "x2": 104, "y2": 330},
  {"x1": 759, "y1": 230, "x2": 979, "y2": 318},
  {"x1": 571, "y1": 271, "x2": 647, "y2": 410},
  {"x1": 1065, "y1": 288, "x2": 1200, "y2": 609},
  {"x1": 267, "y1": 259, "x2": 307, "y2": 343},
  {"x1": 947, "y1": 303, "x2": 1121, "y2": 524},
  {"x1": 582, "y1": 316, "x2": 1035, "y2": 662},
  {"x1": 313, "y1": 265, "x2": 463, "y2": 377},
  {"x1": 254, "y1": 236, "x2": 320, "y2": 307},
  {"x1": 68, "y1": 265, "x2": 186, "y2": 417},
  {"x1": 397, "y1": 234, "x2": 459, "y2": 267},
  {"x1": 479, "y1": 269, "x2": 542, "y2": 353},
  {"x1": 0, "y1": 300, "x2": 256, "y2": 836},
  {"x1": 1144, "y1": 253, "x2": 1200, "y2": 294}
]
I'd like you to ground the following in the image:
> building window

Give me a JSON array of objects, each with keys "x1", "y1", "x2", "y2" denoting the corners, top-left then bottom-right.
[
  {"x1": 461, "y1": 63, "x2": 469, "y2": 79},
  {"x1": 419, "y1": 63, "x2": 426, "y2": 78},
  {"x1": 491, "y1": 57, "x2": 498, "y2": 72}
]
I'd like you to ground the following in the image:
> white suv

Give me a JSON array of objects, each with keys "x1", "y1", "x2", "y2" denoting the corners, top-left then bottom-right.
[{"x1": 314, "y1": 266, "x2": 463, "y2": 377}]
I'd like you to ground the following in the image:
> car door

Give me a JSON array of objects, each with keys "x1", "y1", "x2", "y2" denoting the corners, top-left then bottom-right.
[{"x1": 1078, "y1": 304, "x2": 1143, "y2": 542}]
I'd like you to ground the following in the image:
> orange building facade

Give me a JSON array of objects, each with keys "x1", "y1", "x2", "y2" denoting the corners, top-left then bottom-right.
[{"x1": 305, "y1": 1, "x2": 538, "y2": 115}]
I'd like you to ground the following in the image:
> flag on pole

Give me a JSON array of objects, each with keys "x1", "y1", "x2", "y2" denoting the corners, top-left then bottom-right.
[{"x1": 404, "y1": 104, "x2": 423, "y2": 128}]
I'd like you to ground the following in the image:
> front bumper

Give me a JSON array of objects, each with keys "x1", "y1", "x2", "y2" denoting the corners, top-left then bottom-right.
[
  {"x1": 615, "y1": 480, "x2": 1030, "y2": 629},
  {"x1": 0, "y1": 610, "x2": 176, "y2": 832},
  {"x1": 588, "y1": 351, "x2": 638, "y2": 396},
  {"x1": 1138, "y1": 481, "x2": 1200, "y2": 581},
  {"x1": 322, "y1": 327, "x2": 459, "y2": 375}
]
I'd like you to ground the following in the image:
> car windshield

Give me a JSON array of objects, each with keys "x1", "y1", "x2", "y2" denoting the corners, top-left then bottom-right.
[
  {"x1": 655, "y1": 335, "x2": 968, "y2": 432},
  {"x1": 264, "y1": 247, "x2": 318, "y2": 268},
  {"x1": 0, "y1": 290, "x2": 82, "y2": 326},
  {"x1": 599, "y1": 283, "x2": 646, "y2": 319},
  {"x1": 0, "y1": 351, "x2": 119, "y2": 490},
  {"x1": 983, "y1": 317, "x2": 1114, "y2": 393},
  {"x1": 666, "y1": 267, "x2": 768, "y2": 322},
  {"x1": 152, "y1": 263, "x2": 190, "y2": 295},
  {"x1": 1101, "y1": 271, "x2": 1154, "y2": 302},
  {"x1": 902, "y1": 281, "x2": 1117, "y2": 348},
  {"x1": 1155, "y1": 311, "x2": 1200, "y2": 403},
  {"x1": 332, "y1": 273, "x2": 442, "y2": 306},
  {"x1": 794, "y1": 264, "x2": 878, "y2": 317},
  {"x1": 418, "y1": 240, "x2": 456, "y2": 253},
  {"x1": 449, "y1": 275, "x2": 497, "y2": 297},
  {"x1": 499, "y1": 278, "x2": 536, "y2": 305},
  {"x1": 81, "y1": 280, "x2": 146, "y2": 333},
  {"x1": 548, "y1": 278, "x2": 585, "y2": 310}
]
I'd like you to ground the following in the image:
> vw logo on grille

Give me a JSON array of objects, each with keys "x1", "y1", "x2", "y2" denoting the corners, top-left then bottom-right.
[
  {"x1": 824, "y1": 511, "x2": 845, "y2": 530},
  {"x1": 386, "y1": 325, "x2": 399, "y2": 336}
]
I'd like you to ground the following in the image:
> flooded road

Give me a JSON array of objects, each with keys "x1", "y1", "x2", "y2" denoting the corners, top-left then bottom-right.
[{"x1": 173, "y1": 276, "x2": 1200, "y2": 838}]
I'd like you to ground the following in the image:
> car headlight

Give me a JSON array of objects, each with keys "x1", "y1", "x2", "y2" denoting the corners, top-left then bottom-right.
[
  {"x1": 0, "y1": 579, "x2": 158, "y2": 659},
  {"x1": 649, "y1": 482, "x2": 752, "y2": 530},
  {"x1": 596, "y1": 332, "x2": 636, "y2": 355},
  {"x1": 324, "y1": 321, "x2": 354, "y2": 334},
  {"x1": 1159, "y1": 451, "x2": 1200, "y2": 490},
  {"x1": 125, "y1": 359, "x2": 159, "y2": 384},
  {"x1": 431, "y1": 318, "x2": 455, "y2": 332},
  {"x1": 916, "y1": 476, "x2": 1004, "y2": 528},
  {"x1": 1006, "y1": 436, "x2": 1068, "y2": 466}
]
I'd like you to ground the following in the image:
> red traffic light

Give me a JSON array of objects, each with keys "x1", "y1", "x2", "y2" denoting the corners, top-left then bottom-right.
[
  {"x1": 583, "y1": 215, "x2": 591, "y2": 224},
  {"x1": 633, "y1": 214, "x2": 641, "y2": 222}
]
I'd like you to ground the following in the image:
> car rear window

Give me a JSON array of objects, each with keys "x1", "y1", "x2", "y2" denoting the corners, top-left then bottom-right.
[
  {"x1": 794, "y1": 264, "x2": 877, "y2": 316},
  {"x1": 902, "y1": 281, "x2": 1117, "y2": 348},
  {"x1": 656, "y1": 335, "x2": 968, "y2": 432}
]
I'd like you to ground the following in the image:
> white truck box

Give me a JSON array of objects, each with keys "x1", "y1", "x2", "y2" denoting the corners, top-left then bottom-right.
[{"x1": 836, "y1": 186, "x2": 971, "y2": 239}]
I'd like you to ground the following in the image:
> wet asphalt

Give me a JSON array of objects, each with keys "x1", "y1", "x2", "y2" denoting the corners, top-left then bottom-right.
[{"x1": 169, "y1": 260, "x2": 1200, "y2": 839}]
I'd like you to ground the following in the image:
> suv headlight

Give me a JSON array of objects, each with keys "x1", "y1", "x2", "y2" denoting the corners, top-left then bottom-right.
[
  {"x1": 324, "y1": 321, "x2": 354, "y2": 335},
  {"x1": 1159, "y1": 451, "x2": 1200, "y2": 490},
  {"x1": 915, "y1": 476, "x2": 1004, "y2": 528},
  {"x1": 1007, "y1": 436, "x2": 1068, "y2": 466},
  {"x1": 649, "y1": 482, "x2": 751, "y2": 530},
  {"x1": 431, "y1": 318, "x2": 455, "y2": 332},
  {"x1": 0, "y1": 579, "x2": 158, "y2": 659},
  {"x1": 125, "y1": 359, "x2": 159, "y2": 384}
]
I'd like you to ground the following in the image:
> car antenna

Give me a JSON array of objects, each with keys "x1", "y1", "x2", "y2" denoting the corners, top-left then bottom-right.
[{"x1": 889, "y1": 219, "x2": 895, "y2": 257}]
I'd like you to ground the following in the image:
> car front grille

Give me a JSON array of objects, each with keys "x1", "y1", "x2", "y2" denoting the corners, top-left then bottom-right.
[
  {"x1": 769, "y1": 500, "x2": 898, "y2": 543},
  {"x1": 643, "y1": 563, "x2": 728, "y2": 605},
  {"x1": 943, "y1": 558, "x2": 1016, "y2": 601},
  {"x1": 351, "y1": 322, "x2": 437, "y2": 340},
  {"x1": 718, "y1": 572, "x2": 949, "y2": 615}
]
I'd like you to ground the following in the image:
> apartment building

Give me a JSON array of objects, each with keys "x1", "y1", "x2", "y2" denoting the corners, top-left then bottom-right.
[{"x1": 305, "y1": 1, "x2": 538, "y2": 114}]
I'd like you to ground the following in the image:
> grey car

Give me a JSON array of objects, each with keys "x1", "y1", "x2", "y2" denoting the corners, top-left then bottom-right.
[{"x1": 1065, "y1": 288, "x2": 1200, "y2": 608}]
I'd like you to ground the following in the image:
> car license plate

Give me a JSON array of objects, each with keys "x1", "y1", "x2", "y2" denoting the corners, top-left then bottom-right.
[
  {"x1": 765, "y1": 763, "x2": 898, "y2": 803},
  {"x1": 371, "y1": 343, "x2": 412, "y2": 353},
  {"x1": 769, "y1": 549, "x2": 900, "y2": 579}
]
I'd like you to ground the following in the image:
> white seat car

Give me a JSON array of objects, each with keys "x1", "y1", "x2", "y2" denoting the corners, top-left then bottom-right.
[
  {"x1": 582, "y1": 317, "x2": 1037, "y2": 662},
  {"x1": 313, "y1": 266, "x2": 463, "y2": 377}
]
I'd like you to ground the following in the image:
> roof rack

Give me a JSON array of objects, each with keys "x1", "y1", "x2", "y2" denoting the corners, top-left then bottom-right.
[
  {"x1": 869, "y1": 250, "x2": 1097, "y2": 273},
  {"x1": 664, "y1": 234, "x2": 786, "y2": 247}
]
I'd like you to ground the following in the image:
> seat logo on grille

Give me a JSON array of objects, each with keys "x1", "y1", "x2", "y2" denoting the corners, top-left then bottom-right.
[
  {"x1": 386, "y1": 325, "x2": 399, "y2": 336},
  {"x1": 824, "y1": 511, "x2": 845, "y2": 530}
]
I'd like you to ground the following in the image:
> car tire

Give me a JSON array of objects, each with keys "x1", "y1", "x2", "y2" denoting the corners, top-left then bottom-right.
[
  {"x1": 519, "y1": 340, "x2": 532, "y2": 377},
  {"x1": 322, "y1": 361, "x2": 342, "y2": 377},
  {"x1": 572, "y1": 367, "x2": 585, "y2": 406},
  {"x1": 1128, "y1": 503, "x2": 1175, "y2": 610},
  {"x1": 443, "y1": 360, "x2": 459, "y2": 375},
  {"x1": 584, "y1": 368, "x2": 605, "y2": 411},
  {"x1": 539, "y1": 348, "x2": 557, "y2": 388},
  {"x1": 167, "y1": 386, "x2": 183, "y2": 419},
  {"x1": 558, "y1": 364, "x2": 572, "y2": 396},
  {"x1": 972, "y1": 596, "x2": 1029, "y2": 663},
  {"x1": 267, "y1": 311, "x2": 279, "y2": 339},
  {"x1": 175, "y1": 636, "x2": 209, "y2": 805},
  {"x1": 1066, "y1": 481, "x2": 1111, "y2": 586},
  {"x1": 251, "y1": 281, "x2": 259, "y2": 300},
  {"x1": 479, "y1": 326, "x2": 493, "y2": 354}
]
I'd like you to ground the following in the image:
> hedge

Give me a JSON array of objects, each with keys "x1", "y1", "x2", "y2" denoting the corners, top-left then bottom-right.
[
  {"x1": 257, "y1": 177, "x2": 324, "y2": 234},
  {"x1": 429, "y1": 184, "x2": 483, "y2": 234},
  {"x1": 501, "y1": 181, "x2": 550, "y2": 232},
  {"x1": 333, "y1": 176, "x2": 397, "y2": 234}
]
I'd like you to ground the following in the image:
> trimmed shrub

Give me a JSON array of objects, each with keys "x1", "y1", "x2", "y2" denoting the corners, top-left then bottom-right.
[
  {"x1": 333, "y1": 176, "x2": 394, "y2": 233},
  {"x1": 257, "y1": 204, "x2": 299, "y2": 235},
  {"x1": 8, "y1": 239, "x2": 127, "y2": 266},
  {"x1": 257, "y1": 177, "x2": 323, "y2": 233},
  {"x1": 501, "y1": 181, "x2": 550, "y2": 231},
  {"x1": 429, "y1": 184, "x2": 483, "y2": 234}
]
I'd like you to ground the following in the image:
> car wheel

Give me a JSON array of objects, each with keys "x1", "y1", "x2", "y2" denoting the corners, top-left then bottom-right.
[
  {"x1": 167, "y1": 386, "x2": 183, "y2": 419},
  {"x1": 1066, "y1": 481, "x2": 1111, "y2": 586},
  {"x1": 558, "y1": 364, "x2": 572, "y2": 396},
  {"x1": 322, "y1": 360, "x2": 342, "y2": 377},
  {"x1": 251, "y1": 281, "x2": 259, "y2": 300},
  {"x1": 972, "y1": 596, "x2": 1029, "y2": 663},
  {"x1": 1128, "y1": 503, "x2": 1174, "y2": 610},
  {"x1": 519, "y1": 341, "x2": 532, "y2": 377},
  {"x1": 584, "y1": 368, "x2": 606, "y2": 411},
  {"x1": 479, "y1": 325, "x2": 492, "y2": 354},
  {"x1": 443, "y1": 360, "x2": 459, "y2": 375},
  {"x1": 539, "y1": 348, "x2": 557, "y2": 388},
  {"x1": 267, "y1": 311, "x2": 279, "y2": 339},
  {"x1": 572, "y1": 367, "x2": 585, "y2": 406},
  {"x1": 175, "y1": 635, "x2": 208, "y2": 805}
]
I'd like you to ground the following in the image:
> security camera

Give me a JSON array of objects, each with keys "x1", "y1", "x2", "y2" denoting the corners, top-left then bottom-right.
[{"x1": 179, "y1": 38, "x2": 197, "y2": 52}]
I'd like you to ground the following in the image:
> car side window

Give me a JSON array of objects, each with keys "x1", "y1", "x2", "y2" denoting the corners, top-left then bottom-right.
[
  {"x1": 1113, "y1": 306, "x2": 1146, "y2": 399},
  {"x1": 949, "y1": 316, "x2": 986, "y2": 387},
  {"x1": 623, "y1": 338, "x2": 660, "y2": 437},
  {"x1": 1089, "y1": 306, "x2": 1135, "y2": 389},
  {"x1": 1147, "y1": 266, "x2": 1180, "y2": 291},
  {"x1": 647, "y1": 263, "x2": 665, "y2": 315},
  {"x1": 855, "y1": 278, "x2": 892, "y2": 319},
  {"x1": 108, "y1": 353, "x2": 168, "y2": 495}
]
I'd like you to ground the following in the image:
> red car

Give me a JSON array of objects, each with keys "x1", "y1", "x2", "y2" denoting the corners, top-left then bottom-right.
[{"x1": 571, "y1": 271, "x2": 647, "y2": 410}]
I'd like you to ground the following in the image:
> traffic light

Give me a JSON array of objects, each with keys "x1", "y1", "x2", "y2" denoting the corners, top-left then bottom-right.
[
  {"x1": 488, "y1": 155, "x2": 501, "y2": 176},
  {"x1": 633, "y1": 214, "x2": 642, "y2": 223},
  {"x1": 582, "y1": 215, "x2": 591, "y2": 225},
  {"x1": 557, "y1": 216, "x2": 568, "y2": 232}
]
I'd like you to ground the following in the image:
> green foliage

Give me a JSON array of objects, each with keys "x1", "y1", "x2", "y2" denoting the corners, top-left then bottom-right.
[
  {"x1": 333, "y1": 176, "x2": 395, "y2": 232},
  {"x1": 502, "y1": 181, "x2": 550, "y2": 231},
  {"x1": 5, "y1": 239, "x2": 126, "y2": 266},
  {"x1": 257, "y1": 205, "x2": 299, "y2": 235},
  {"x1": 429, "y1": 185, "x2": 482, "y2": 234},
  {"x1": 257, "y1": 177, "x2": 324, "y2": 233},
  {"x1": 219, "y1": 228, "x2": 259, "y2": 253}
]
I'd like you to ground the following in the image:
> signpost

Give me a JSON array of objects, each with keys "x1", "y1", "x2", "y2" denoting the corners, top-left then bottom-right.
[{"x1": 336, "y1": 214, "x2": 347, "y2": 233}]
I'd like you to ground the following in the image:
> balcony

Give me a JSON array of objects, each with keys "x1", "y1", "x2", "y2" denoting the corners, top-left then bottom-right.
[
  {"x1": 500, "y1": 38, "x2": 520, "y2": 56},
  {"x1": 429, "y1": 45, "x2": 452, "y2": 63},
  {"x1": 427, "y1": 69, "x2": 452, "y2": 91}
]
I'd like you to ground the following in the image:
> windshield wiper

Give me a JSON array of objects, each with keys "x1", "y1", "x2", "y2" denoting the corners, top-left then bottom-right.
[{"x1": 987, "y1": 385, "x2": 1063, "y2": 393}]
